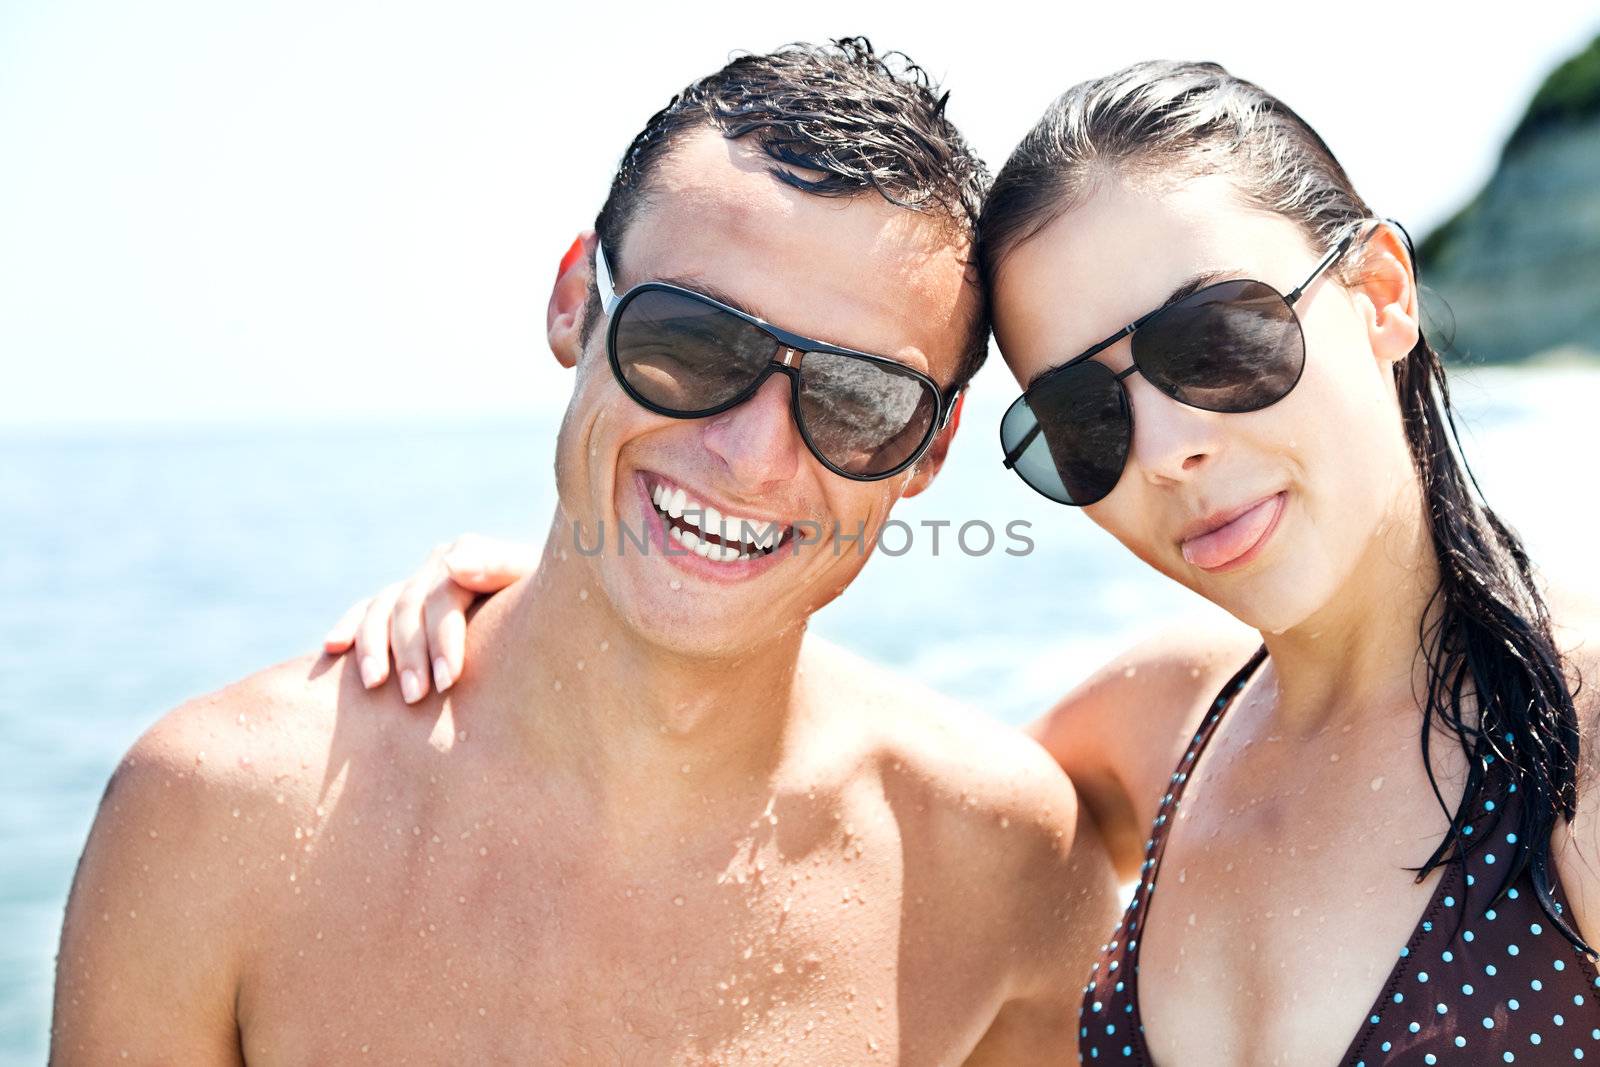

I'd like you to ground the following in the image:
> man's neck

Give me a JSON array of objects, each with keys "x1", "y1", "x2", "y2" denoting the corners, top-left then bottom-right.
[{"x1": 465, "y1": 512, "x2": 811, "y2": 823}]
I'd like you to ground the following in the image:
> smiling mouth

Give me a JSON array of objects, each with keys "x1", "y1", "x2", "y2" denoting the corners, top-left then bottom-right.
[{"x1": 647, "y1": 478, "x2": 792, "y2": 563}]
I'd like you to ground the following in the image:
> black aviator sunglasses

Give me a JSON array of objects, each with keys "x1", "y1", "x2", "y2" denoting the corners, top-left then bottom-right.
[
  {"x1": 595, "y1": 242, "x2": 960, "y2": 482},
  {"x1": 998, "y1": 223, "x2": 1376, "y2": 506}
]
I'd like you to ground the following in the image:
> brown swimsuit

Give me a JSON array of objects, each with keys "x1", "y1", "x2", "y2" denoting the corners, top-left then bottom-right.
[{"x1": 1079, "y1": 646, "x2": 1600, "y2": 1064}]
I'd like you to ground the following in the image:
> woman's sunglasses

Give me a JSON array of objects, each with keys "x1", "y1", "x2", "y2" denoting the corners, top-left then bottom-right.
[
  {"x1": 999, "y1": 226, "x2": 1363, "y2": 506},
  {"x1": 595, "y1": 242, "x2": 958, "y2": 481}
]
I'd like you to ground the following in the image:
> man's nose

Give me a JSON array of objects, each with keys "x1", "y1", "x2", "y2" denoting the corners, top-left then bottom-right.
[
  {"x1": 700, "y1": 372, "x2": 802, "y2": 488},
  {"x1": 1124, "y1": 373, "x2": 1221, "y2": 487}
]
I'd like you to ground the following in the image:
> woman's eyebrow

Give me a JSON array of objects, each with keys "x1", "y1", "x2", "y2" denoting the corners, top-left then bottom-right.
[{"x1": 1152, "y1": 269, "x2": 1234, "y2": 314}]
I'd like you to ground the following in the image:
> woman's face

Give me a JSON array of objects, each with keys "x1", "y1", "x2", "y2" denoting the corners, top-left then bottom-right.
[{"x1": 992, "y1": 173, "x2": 1421, "y2": 635}]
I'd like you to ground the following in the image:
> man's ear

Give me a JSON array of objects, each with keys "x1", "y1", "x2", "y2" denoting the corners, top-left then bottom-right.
[
  {"x1": 901, "y1": 390, "x2": 964, "y2": 499},
  {"x1": 1346, "y1": 223, "x2": 1420, "y2": 369},
  {"x1": 548, "y1": 230, "x2": 598, "y2": 370}
]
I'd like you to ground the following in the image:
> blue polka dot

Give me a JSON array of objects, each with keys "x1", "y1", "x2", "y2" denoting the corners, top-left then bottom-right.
[
  {"x1": 1106, "y1": 1024, "x2": 1115, "y2": 1035},
  {"x1": 1533, "y1": 1035, "x2": 1543, "y2": 1045},
  {"x1": 1122, "y1": 1047, "x2": 1131, "y2": 1058},
  {"x1": 1555, "y1": 960, "x2": 1566, "y2": 972},
  {"x1": 1507, "y1": 832, "x2": 1518, "y2": 843},
  {"x1": 1534, "y1": 980, "x2": 1544, "y2": 991},
  {"x1": 1401, "y1": 947, "x2": 1411, "y2": 958},
  {"x1": 1465, "y1": 983, "x2": 1476, "y2": 995},
  {"x1": 1424, "y1": 921, "x2": 1434, "y2": 932},
  {"x1": 1505, "y1": 1054, "x2": 1515, "y2": 1063},
  {"x1": 1486, "y1": 800, "x2": 1497, "y2": 811},
  {"x1": 1511, "y1": 999, "x2": 1521, "y2": 1010},
  {"x1": 1437, "y1": 1003, "x2": 1448, "y2": 1015},
  {"x1": 1410, "y1": 1022, "x2": 1421, "y2": 1033},
  {"x1": 1466, "y1": 931, "x2": 1477, "y2": 942},
  {"x1": 1489, "y1": 909, "x2": 1499, "y2": 920},
  {"x1": 1487, "y1": 853, "x2": 1497, "y2": 864},
  {"x1": 1466, "y1": 826, "x2": 1476, "y2": 836},
  {"x1": 1488, "y1": 964, "x2": 1499, "y2": 976},
  {"x1": 1444, "y1": 951, "x2": 1456, "y2": 963},
  {"x1": 1457, "y1": 1036, "x2": 1468, "y2": 1048},
  {"x1": 1469, "y1": 874, "x2": 1477, "y2": 885},
  {"x1": 1394, "y1": 993, "x2": 1405, "y2": 1003},
  {"x1": 1371, "y1": 1015, "x2": 1380, "y2": 1025},
  {"x1": 1485, "y1": 1017, "x2": 1496, "y2": 1029},
  {"x1": 1510, "y1": 887, "x2": 1520, "y2": 899},
  {"x1": 1445, "y1": 896, "x2": 1457, "y2": 907},
  {"x1": 1532, "y1": 923, "x2": 1544, "y2": 935},
  {"x1": 1419, "y1": 972, "x2": 1430, "y2": 983},
  {"x1": 1426, "y1": 1056, "x2": 1437, "y2": 1065},
  {"x1": 1509, "y1": 944, "x2": 1521, "y2": 956},
  {"x1": 1555, "y1": 1013, "x2": 1565, "y2": 1025},
  {"x1": 1382, "y1": 1042, "x2": 1392, "y2": 1053},
  {"x1": 1575, "y1": 995, "x2": 1586, "y2": 1006}
]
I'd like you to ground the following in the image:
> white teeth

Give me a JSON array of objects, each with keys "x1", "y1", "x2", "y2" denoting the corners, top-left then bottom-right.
[{"x1": 651, "y1": 479, "x2": 788, "y2": 558}]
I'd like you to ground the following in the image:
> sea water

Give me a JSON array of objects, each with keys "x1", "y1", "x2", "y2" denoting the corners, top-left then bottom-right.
[{"x1": 2, "y1": 364, "x2": 1596, "y2": 1059}]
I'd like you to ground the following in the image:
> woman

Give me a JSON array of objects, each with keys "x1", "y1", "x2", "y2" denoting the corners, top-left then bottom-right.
[{"x1": 327, "y1": 62, "x2": 1600, "y2": 1062}]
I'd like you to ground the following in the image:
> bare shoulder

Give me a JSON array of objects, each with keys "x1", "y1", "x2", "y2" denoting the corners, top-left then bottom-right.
[
  {"x1": 796, "y1": 638, "x2": 1119, "y2": 991},
  {"x1": 798, "y1": 636, "x2": 1078, "y2": 826},
  {"x1": 53, "y1": 653, "x2": 363, "y2": 1061}
]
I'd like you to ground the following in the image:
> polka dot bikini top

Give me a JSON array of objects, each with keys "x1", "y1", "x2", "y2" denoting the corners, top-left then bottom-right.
[{"x1": 1079, "y1": 645, "x2": 1600, "y2": 1065}]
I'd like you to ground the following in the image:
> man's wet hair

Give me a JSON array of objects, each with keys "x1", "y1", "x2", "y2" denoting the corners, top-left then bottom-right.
[{"x1": 585, "y1": 37, "x2": 992, "y2": 391}]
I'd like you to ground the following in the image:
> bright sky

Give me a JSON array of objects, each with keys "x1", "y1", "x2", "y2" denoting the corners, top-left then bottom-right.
[{"x1": 3, "y1": 1, "x2": 1596, "y2": 428}]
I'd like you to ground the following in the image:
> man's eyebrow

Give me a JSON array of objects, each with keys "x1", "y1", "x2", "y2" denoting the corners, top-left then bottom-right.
[{"x1": 657, "y1": 274, "x2": 770, "y2": 322}]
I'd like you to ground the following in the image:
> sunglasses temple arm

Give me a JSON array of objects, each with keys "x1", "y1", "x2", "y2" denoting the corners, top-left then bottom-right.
[
  {"x1": 593, "y1": 240, "x2": 621, "y2": 315},
  {"x1": 1002, "y1": 422, "x2": 1042, "y2": 470}
]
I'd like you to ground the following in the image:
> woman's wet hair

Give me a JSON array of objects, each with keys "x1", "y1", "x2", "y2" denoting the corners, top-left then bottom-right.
[{"x1": 979, "y1": 60, "x2": 1592, "y2": 957}]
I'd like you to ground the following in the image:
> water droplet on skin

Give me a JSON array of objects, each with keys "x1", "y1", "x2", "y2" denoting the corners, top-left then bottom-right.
[
  {"x1": 669, "y1": 579, "x2": 682, "y2": 591},
  {"x1": 553, "y1": 680, "x2": 562, "y2": 692},
  {"x1": 478, "y1": 846, "x2": 487, "y2": 856},
  {"x1": 457, "y1": 729, "x2": 469, "y2": 742},
  {"x1": 1187, "y1": 912, "x2": 1196, "y2": 926},
  {"x1": 673, "y1": 895, "x2": 685, "y2": 906},
  {"x1": 680, "y1": 763, "x2": 691, "y2": 774},
  {"x1": 999, "y1": 816, "x2": 1010, "y2": 828},
  {"x1": 1329, "y1": 753, "x2": 1340, "y2": 763},
  {"x1": 238, "y1": 755, "x2": 251, "y2": 767},
  {"x1": 599, "y1": 640, "x2": 609, "y2": 652},
  {"x1": 1370, "y1": 776, "x2": 1385, "y2": 791},
  {"x1": 578, "y1": 589, "x2": 588, "y2": 602},
  {"x1": 576, "y1": 659, "x2": 585, "y2": 671},
  {"x1": 237, "y1": 713, "x2": 246, "y2": 726}
]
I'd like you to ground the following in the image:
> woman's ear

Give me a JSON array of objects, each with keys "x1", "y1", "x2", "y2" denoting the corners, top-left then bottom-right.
[
  {"x1": 1347, "y1": 223, "x2": 1420, "y2": 369},
  {"x1": 548, "y1": 230, "x2": 598, "y2": 370}
]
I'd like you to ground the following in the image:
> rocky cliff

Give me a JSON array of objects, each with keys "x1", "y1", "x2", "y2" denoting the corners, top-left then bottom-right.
[{"x1": 1418, "y1": 33, "x2": 1600, "y2": 363}]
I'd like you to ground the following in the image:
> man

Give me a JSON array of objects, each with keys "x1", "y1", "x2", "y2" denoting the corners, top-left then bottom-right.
[{"x1": 53, "y1": 40, "x2": 1117, "y2": 1064}]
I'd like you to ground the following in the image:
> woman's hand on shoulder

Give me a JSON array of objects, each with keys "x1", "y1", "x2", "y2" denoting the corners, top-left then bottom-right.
[{"x1": 321, "y1": 533, "x2": 538, "y2": 704}]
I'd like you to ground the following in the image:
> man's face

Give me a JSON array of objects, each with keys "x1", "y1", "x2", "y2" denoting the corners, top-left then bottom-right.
[{"x1": 552, "y1": 128, "x2": 976, "y2": 659}]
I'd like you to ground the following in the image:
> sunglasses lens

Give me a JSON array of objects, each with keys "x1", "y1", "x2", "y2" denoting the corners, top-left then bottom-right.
[
  {"x1": 1001, "y1": 361, "x2": 1130, "y2": 506},
  {"x1": 796, "y1": 351, "x2": 939, "y2": 477},
  {"x1": 1135, "y1": 280, "x2": 1303, "y2": 413},
  {"x1": 612, "y1": 288, "x2": 773, "y2": 414}
]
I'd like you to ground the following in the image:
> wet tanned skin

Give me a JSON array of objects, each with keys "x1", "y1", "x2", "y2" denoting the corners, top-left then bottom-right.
[{"x1": 50, "y1": 130, "x2": 1119, "y2": 1065}]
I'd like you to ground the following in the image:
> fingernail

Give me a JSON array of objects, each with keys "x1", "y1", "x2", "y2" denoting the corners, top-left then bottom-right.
[
  {"x1": 433, "y1": 656, "x2": 452, "y2": 693},
  {"x1": 400, "y1": 669, "x2": 422, "y2": 703},
  {"x1": 360, "y1": 656, "x2": 382, "y2": 688}
]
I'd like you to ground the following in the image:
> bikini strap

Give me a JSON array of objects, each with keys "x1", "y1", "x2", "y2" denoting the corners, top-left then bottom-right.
[{"x1": 1130, "y1": 644, "x2": 1268, "y2": 907}]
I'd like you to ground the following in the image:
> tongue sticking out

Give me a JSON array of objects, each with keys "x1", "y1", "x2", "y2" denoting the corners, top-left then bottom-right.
[{"x1": 1181, "y1": 494, "x2": 1283, "y2": 571}]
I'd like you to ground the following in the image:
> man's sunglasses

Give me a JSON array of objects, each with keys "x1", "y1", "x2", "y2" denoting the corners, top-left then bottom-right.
[
  {"x1": 595, "y1": 242, "x2": 958, "y2": 481},
  {"x1": 999, "y1": 225, "x2": 1366, "y2": 506}
]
